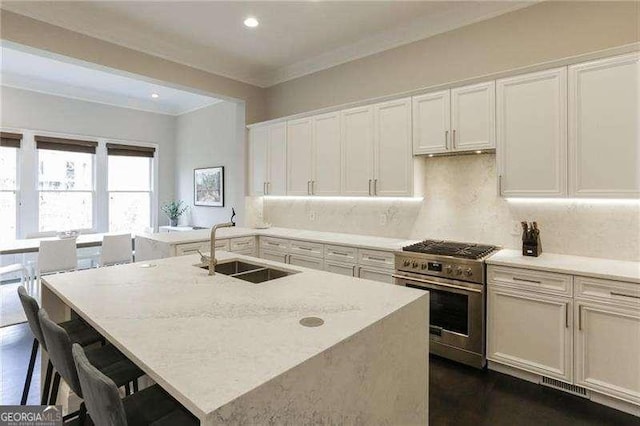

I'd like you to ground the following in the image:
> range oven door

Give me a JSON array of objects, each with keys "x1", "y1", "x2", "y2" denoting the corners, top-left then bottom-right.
[{"x1": 393, "y1": 273, "x2": 484, "y2": 356}]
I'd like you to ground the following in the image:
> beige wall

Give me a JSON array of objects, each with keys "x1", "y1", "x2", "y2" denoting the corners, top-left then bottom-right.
[
  {"x1": 265, "y1": 1, "x2": 640, "y2": 119},
  {"x1": 0, "y1": 10, "x2": 267, "y2": 124}
]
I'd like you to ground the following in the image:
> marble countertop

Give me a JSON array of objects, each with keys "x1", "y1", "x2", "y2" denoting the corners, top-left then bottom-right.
[
  {"x1": 42, "y1": 252, "x2": 426, "y2": 421},
  {"x1": 487, "y1": 249, "x2": 640, "y2": 284},
  {"x1": 137, "y1": 226, "x2": 419, "y2": 252}
]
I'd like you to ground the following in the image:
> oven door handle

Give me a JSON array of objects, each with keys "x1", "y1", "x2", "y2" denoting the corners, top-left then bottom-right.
[{"x1": 392, "y1": 274, "x2": 482, "y2": 294}]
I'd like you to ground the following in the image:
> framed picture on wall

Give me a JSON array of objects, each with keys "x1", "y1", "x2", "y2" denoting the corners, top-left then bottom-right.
[{"x1": 194, "y1": 166, "x2": 224, "y2": 207}]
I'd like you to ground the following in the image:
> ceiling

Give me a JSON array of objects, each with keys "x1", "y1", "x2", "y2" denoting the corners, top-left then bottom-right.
[
  {"x1": 0, "y1": 46, "x2": 221, "y2": 115},
  {"x1": 1, "y1": 1, "x2": 535, "y2": 88}
]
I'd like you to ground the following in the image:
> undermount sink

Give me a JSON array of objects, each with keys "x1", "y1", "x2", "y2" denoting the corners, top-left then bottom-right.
[{"x1": 196, "y1": 260, "x2": 295, "y2": 283}]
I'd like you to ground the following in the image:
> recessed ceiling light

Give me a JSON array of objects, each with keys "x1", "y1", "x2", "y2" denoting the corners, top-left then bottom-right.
[
  {"x1": 151, "y1": 93, "x2": 159, "y2": 99},
  {"x1": 244, "y1": 17, "x2": 259, "y2": 28}
]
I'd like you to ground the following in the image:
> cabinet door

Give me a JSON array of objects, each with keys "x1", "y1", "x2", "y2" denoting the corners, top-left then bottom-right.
[
  {"x1": 267, "y1": 122, "x2": 287, "y2": 195},
  {"x1": 288, "y1": 253, "x2": 324, "y2": 271},
  {"x1": 575, "y1": 301, "x2": 640, "y2": 404},
  {"x1": 569, "y1": 53, "x2": 640, "y2": 198},
  {"x1": 357, "y1": 266, "x2": 393, "y2": 284},
  {"x1": 341, "y1": 106, "x2": 374, "y2": 196},
  {"x1": 374, "y1": 98, "x2": 413, "y2": 196},
  {"x1": 451, "y1": 81, "x2": 495, "y2": 151},
  {"x1": 497, "y1": 68, "x2": 567, "y2": 197},
  {"x1": 313, "y1": 112, "x2": 342, "y2": 196},
  {"x1": 249, "y1": 126, "x2": 268, "y2": 195},
  {"x1": 487, "y1": 286, "x2": 572, "y2": 382},
  {"x1": 412, "y1": 90, "x2": 450, "y2": 155},
  {"x1": 287, "y1": 118, "x2": 314, "y2": 195},
  {"x1": 325, "y1": 260, "x2": 356, "y2": 277}
]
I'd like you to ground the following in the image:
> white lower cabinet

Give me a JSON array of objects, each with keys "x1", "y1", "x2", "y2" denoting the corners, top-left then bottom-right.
[
  {"x1": 260, "y1": 249, "x2": 288, "y2": 264},
  {"x1": 575, "y1": 302, "x2": 640, "y2": 405},
  {"x1": 325, "y1": 261, "x2": 356, "y2": 277},
  {"x1": 488, "y1": 265, "x2": 640, "y2": 412},
  {"x1": 487, "y1": 286, "x2": 572, "y2": 381}
]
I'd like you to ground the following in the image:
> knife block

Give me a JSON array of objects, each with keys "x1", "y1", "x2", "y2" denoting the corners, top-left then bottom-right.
[{"x1": 522, "y1": 234, "x2": 542, "y2": 257}]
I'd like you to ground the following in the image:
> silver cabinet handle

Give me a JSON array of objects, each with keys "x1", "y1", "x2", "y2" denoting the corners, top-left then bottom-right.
[
  {"x1": 297, "y1": 246, "x2": 313, "y2": 251},
  {"x1": 578, "y1": 305, "x2": 583, "y2": 331},
  {"x1": 307, "y1": 180, "x2": 311, "y2": 195},
  {"x1": 267, "y1": 182, "x2": 271, "y2": 195},
  {"x1": 513, "y1": 277, "x2": 541, "y2": 284},
  {"x1": 263, "y1": 182, "x2": 267, "y2": 195},
  {"x1": 565, "y1": 303, "x2": 569, "y2": 328},
  {"x1": 352, "y1": 265, "x2": 357, "y2": 277},
  {"x1": 331, "y1": 251, "x2": 349, "y2": 257},
  {"x1": 312, "y1": 180, "x2": 315, "y2": 195},
  {"x1": 374, "y1": 179, "x2": 378, "y2": 196},
  {"x1": 357, "y1": 266, "x2": 362, "y2": 277},
  {"x1": 611, "y1": 291, "x2": 640, "y2": 300},
  {"x1": 367, "y1": 256, "x2": 387, "y2": 262},
  {"x1": 392, "y1": 274, "x2": 482, "y2": 294},
  {"x1": 452, "y1": 129, "x2": 456, "y2": 147},
  {"x1": 498, "y1": 175, "x2": 503, "y2": 195},
  {"x1": 368, "y1": 179, "x2": 372, "y2": 196},
  {"x1": 445, "y1": 130, "x2": 449, "y2": 148}
]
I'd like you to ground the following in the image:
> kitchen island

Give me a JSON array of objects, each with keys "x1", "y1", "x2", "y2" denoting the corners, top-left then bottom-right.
[{"x1": 41, "y1": 251, "x2": 429, "y2": 425}]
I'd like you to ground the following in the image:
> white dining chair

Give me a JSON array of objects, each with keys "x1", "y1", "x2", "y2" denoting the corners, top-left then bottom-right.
[
  {"x1": 35, "y1": 239, "x2": 78, "y2": 297},
  {"x1": 99, "y1": 234, "x2": 132, "y2": 267},
  {"x1": 0, "y1": 263, "x2": 31, "y2": 292}
]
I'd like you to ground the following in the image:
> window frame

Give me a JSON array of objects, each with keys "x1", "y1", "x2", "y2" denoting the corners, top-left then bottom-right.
[{"x1": 0, "y1": 144, "x2": 21, "y2": 241}]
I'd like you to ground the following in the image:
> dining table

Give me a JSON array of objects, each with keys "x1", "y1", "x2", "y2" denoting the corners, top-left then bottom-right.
[{"x1": 0, "y1": 233, "x2": 135, "y2": 255}]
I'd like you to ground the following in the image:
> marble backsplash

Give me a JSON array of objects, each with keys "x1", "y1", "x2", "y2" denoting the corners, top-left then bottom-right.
[{"x1": 254, "y1": 155, "x2": 639, "y2": 262}]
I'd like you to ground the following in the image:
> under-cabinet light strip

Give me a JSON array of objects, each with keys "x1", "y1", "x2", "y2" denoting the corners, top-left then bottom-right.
[
  {"x1": 506, "y1": 198, "x2": 640, "y2": 205},
  {"x1": 263, "y1": 196, "x2": 424, "y2": 202}
]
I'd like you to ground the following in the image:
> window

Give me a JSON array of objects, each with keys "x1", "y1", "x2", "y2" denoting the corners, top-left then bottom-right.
[
  {"x1": 107, "y1": 144, "x2": 154, "y2": 233},
  {"x1": 0, "y1": 132, "x2": 21, "y2": 242},
  {"x1": 37, "y1": 136, "x2": 96, "y2": 232}
]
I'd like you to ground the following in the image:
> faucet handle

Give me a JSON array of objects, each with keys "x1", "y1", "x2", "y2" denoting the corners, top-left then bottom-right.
[{"x1": 196, "y1": 249, "x2": 210, "y2": 264}]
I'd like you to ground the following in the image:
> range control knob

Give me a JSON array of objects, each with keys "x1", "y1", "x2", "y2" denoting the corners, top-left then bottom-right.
[
  {"x1": 412, "y1": 261, "x2": 419, "y2": 268},
  {"x1": 403, "y1": 259, "x2": 411, "y2": 267},
  {"x1": 421, "y1": 263, "x2": 427, "y2": 270},
  {"x1": 445, "y1": 265, "x2": 453, "y2": 274},
  {"x1": 465, "y1": 268, "x2": 473, "y2": 277},
  {"x1": 455, "y1": 267, "x2": 463, "y2": 276}
]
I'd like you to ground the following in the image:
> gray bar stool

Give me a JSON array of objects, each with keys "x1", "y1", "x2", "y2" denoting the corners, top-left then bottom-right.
[
  {"x1": 72, "y1": 344, "x2": 198, "y2": 426},
  {"x1": 38, "y1": 309, "x2": 144, "y2": 421},
  {"x1": 17, "y1": 286, "x2": 103, "y2": 405}
]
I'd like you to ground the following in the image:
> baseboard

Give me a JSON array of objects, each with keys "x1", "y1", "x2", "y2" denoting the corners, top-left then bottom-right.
[{"x1": 488, "y1": 361, "x2": 639, "y2": 417}]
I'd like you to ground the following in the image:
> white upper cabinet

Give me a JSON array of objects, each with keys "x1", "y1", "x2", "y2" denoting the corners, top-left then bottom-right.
[
  {"x1": 341, "y1": 105, "x2": 375, "y2": 196},
  {"x1": 286, "y1": 118, "x2": 314, "y2": 195},
  {"x1": 451, "y1": 81, "x2": 496, "y2": 151},
  {"x1": 568, "y1": 53, "x2": 640, "y2": 198},
  {"x1": 249, "y1": 125, "x2": 268, "y2": 196},
  {"x1": 497, "y1": 67, "x2": 568, "y2": 197},
  {"x1": 249, "y1": 122, "x2": 287, "y2": 196},
  {"x1": 267, "y1": 122, "x2": 287, "y2": 196},
  {"x1": 412, "y1": 90, "x2": 450, "y2": 155},
  {"x1": 313, "y1": 112, "x2": 342, "y2": 195},
  {"x1": 374, "y1": 98, "x2": 413, "y2": 196}
]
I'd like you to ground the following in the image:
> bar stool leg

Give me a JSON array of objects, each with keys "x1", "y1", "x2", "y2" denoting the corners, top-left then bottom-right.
[
  {"x1": 41, "y1": 360, "x2": 53, "y2": 405},
  {"x1": 20, "y1": 339, "x2": 39, "y2": 405},
  {"x1": 49, "y1": 372, "x2": 61, "y2": 405}
]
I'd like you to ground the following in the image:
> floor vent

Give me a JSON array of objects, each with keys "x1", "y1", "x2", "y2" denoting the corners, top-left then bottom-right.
[{"x1": 541, "y1": 377, "x2": 588, "y2": 397}]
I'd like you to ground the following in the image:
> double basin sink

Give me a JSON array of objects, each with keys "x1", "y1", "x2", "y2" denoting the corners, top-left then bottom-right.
[{"x1": 198, "y1": 260, "x2": 295, "y2": 283}]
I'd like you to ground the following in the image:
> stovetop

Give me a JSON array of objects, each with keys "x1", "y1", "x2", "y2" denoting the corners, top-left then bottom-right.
[{"x1": 403, "y1": 240, "x2": 498, "y2": 260}]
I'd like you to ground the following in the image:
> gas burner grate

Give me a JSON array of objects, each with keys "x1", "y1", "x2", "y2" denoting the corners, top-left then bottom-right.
[{"x1": 403, "y1": 240, "x2": 497, "y2": 260}]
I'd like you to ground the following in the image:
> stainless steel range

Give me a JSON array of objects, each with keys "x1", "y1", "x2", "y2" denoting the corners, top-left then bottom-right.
[{"x1": 394, "y1": 240, "x2": 499, "y2": 368}]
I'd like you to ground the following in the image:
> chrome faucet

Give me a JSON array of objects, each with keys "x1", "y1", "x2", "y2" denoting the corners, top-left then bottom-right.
[{"x1": 202, "y1": 221, "x2": 234, "y2": 275}]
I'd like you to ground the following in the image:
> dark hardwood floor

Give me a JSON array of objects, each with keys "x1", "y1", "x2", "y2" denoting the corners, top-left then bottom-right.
[{"x1": 2, "y1": 322, "x2": 638, "y2": 425}]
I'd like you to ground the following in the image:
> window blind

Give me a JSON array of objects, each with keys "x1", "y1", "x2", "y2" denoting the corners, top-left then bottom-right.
[
  {"x1": 106, "y1": 143, "x2": 155, "y2": 158},
  {"x1": 35, "y1": 135, "x2": 98, "y2": 154},
  {"x1": 0, "y1": 132, "x2": 22, "y2": 148}
]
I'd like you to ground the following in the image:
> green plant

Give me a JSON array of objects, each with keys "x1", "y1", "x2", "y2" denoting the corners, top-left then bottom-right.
[{"x1": 161, "y1": 200, "x2": 189, "y2": 220}]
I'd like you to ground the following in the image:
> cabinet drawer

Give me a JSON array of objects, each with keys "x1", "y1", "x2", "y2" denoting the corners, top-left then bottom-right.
[
  {"x1": 575, "y1": 276, "x2": 640, "y2": 306},
  {"x1": 325, "y1": 260, "x2": 356, "y2": 277},
  {"x1": 488, "y1": 266, "x2": 572, "y2": 296},
  {"x1": 260, "y1": 237, "x2": 290, "y2": 253},
  {"x1": 260, "y1": 249, "x2": 288, "y2": 264},
  {"x1": 290, "y1": 240, "x2": 323, "y2": 259},
  {"x1": 175, "y1": 241, "x2": 208, "y2": 256},
  {"x1": 230, "y1": 236, "x2": 255, "y2": 252},
  {"x1": 289, "y1": 253, "x2": 324, "y2": 271},
  {"x1": 233, "y1": 247, "x2": 256, "y2": 257},
  {"x1": 325, "y1": 245, "x2": 357, "y2": 263},
  {"x1": 358, "y1": 266, "x2": 394, "y2": 284},
  {"x1": 358, "y1": 249, "x2": 395, "y2": 270},
  {"x1": 215, "y1": 239, "x2": 230, "y2": 251}
]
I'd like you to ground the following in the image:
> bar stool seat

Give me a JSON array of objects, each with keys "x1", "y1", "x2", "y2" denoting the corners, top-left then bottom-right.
[{"x1": 122, "y1": 385, "x2": 198, "y2": 426}]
